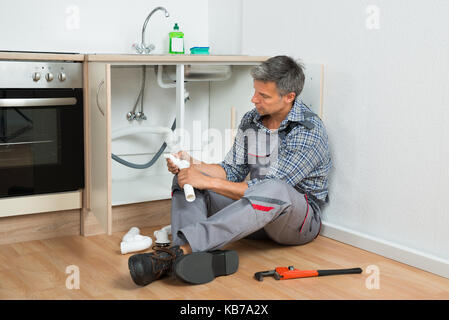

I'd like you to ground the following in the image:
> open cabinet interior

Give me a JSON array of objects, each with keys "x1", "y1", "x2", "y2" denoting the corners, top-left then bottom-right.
[{"x1": 86, "y1": 58, "x2": 322, "y2": 235}]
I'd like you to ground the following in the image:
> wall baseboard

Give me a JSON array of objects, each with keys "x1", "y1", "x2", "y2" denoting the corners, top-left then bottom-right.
[{"x1": 320, "y1": 221, "x2": 449, "y2": 279}]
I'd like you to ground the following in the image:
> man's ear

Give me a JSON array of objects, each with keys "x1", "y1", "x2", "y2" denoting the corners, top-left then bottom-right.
[{"x1": 285, "y1": 92, "x2": 296, "y2": 103}]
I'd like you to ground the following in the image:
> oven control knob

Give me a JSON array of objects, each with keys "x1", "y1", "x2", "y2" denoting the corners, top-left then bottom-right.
[
  {"x1": 45, "y1": 73, "x2": 54, "y2": 81},
  {"x1": 58, "y1": 72, "x2": 67, "y2": 82},
  {"x1": 32, "y1": 72, "x2": 41, "y2": 81}
]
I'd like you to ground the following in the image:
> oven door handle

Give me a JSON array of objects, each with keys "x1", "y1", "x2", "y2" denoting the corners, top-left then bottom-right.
[{"x1": 0, "y1": 97, "x2": 77, "y2": 107}]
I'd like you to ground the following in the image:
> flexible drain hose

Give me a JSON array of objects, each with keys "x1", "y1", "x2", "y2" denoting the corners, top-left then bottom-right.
[{"x1": 111, "y1": 119, "x2": 176, "y2": 169}]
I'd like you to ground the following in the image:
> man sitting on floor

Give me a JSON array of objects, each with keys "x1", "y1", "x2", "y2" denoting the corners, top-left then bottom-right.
[{"x1": 128, "y1": 55, "x2": 332, "y2": 286}]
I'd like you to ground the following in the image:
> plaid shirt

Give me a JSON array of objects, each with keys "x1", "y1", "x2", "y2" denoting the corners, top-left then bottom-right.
[{"x1": 220, "y1": 99, "x2": 332, "y2": 204}]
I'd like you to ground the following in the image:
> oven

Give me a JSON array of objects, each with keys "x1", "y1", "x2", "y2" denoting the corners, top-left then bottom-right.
[{"x1": 0, "y1": 61, "x2": 84, "y2": 198}]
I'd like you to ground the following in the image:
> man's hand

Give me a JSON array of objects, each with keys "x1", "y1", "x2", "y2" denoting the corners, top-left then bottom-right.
[
  {"x1": 177, "y1": 166, "x2": 211, "y2": 190},
  {"x1": 165, "y1": 150, "x2": 246, "y2": 199},
  {"x1": 166, "y1": 158, "x2": 179, "y2": 174},
  {"x1": 166, "y1": 151, "x2": 192, "y2": 175}
]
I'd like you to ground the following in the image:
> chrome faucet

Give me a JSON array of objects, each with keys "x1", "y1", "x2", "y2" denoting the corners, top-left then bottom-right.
[{"x1": 133, "y1": 6, "x2": 170, "y2": 54}]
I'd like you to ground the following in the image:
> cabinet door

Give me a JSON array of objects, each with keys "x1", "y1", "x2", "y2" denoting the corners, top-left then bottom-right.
[{"x1": 86, "y1": 63, "x2": 112, "y2": 235}]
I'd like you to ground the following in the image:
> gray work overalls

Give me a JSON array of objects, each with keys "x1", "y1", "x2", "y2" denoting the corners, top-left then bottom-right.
[{"x1": 170, "y1": 114, "x2": 322, "y2": 252}]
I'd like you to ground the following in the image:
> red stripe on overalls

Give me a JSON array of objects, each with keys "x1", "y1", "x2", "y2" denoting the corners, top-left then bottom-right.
[
  {"x1": 251, "y1": 204, "x2": 275, "y2": 212},
  {"x1": 299, "y1": 194, "x2": 309, "y2": 233},
  {"x1": 247, "y1": 152, "x2": 269, "y2": 158}
]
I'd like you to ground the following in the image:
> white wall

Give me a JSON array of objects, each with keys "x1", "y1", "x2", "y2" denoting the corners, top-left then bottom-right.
[
  {"x1": 208, "y1": 0, "x2": 242, "y2": 54},
  {"x1": 239, "y1": 0, "x2": 449, "y2": 275},
  {"x1": 0, "y1": 0, "x2": 209, "y2": 54}
]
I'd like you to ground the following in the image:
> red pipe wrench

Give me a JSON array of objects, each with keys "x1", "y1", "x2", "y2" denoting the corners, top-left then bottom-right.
[{"x1": 254, "y1": 266, "x2": 363, "y2": 281}]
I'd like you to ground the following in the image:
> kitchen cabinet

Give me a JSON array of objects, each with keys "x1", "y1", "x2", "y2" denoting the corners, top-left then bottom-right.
[
  {"x1": 85, "y1": 62, "x2": 112, "y2": 234},
  {"x1": 84, "y1": 55, "x2": 324, "y2": 236}
]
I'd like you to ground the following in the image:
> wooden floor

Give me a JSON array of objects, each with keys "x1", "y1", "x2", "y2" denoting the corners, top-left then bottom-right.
[{"x1": 1, "y1": 225, "x2": 448, "y2": 300}]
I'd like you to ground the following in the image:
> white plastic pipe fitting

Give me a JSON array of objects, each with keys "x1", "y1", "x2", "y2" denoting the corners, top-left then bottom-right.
[
  {"x1": 164, "y1": 153, "x2": 196, "y2": 202},
  {"x1": 161, "y1": 225, "x2": 171, "y2": 235},
  {"x1": 120, "y1": 227, "x2": 153, "y2": 254},
  {"x1": 154, "y1": 230, "x2": 170, "y2": 246},
  {"x1": 154, "y1": 225, "x2": 172, "y2": 247},
  {"x1": 122, "y1": 226, "x2": 140, "y2": 242}
]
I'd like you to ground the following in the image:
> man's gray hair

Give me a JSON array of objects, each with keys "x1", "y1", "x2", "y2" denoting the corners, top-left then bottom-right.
[{"x1": 250, "y1": 55, "x2": 305, "y2": 98}]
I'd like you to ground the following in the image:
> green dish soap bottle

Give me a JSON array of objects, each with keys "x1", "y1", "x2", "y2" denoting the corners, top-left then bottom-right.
[{"x1": 169, "y1": 23, "x2": 184, "y2": 54}]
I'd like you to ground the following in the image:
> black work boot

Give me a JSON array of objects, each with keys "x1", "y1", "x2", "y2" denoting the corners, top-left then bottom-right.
[
  {"x1": 174, "y1": 250, "x2": 239, "y2": 285},
  {"x1": 128, "y1": 245, "x2": 184, "y2": 286}
]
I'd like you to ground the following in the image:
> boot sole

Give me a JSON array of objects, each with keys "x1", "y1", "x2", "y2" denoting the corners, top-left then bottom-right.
[
  {"x1": 174, "y1": 250, "x2": 239, "y2": 284},
  {"x1": 128, "y1": 255, "x2": 148, "y2": 286}
]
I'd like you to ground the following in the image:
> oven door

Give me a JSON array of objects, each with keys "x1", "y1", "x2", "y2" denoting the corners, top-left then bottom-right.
[{"x1": 0, "y1": 88, "x2": 84, "y2": 198}]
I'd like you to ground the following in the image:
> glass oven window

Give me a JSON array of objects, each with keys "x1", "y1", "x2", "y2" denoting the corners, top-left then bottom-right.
[
  {"x1": 0, "y1": 88, "x2": 84, "y2": 198},
  {"x1": 0, "y1": 107, "x2": 60, "y2": 169}
]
